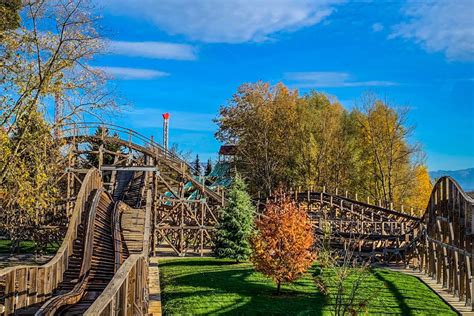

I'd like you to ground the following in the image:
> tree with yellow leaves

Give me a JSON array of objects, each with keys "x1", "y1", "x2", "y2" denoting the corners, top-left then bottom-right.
[
  {"x1": 351, "y1": 94, "x2": 425, "y2": 209},
  {"x1": 0, "y1": 0, "x2": 117, "y2": 251},
  {"x1": 215, "y1": 82, "x2": 300, "y2": 195},
  {"x1": 0, "y1": 109, "x2": 63, "y2": 252},
  {"x1": 216, "y1": 82, "x2": 431, "y2": 214},
  {"x1": 1, "y1": 0, "x2": 118, "y2": 183},
  {"x1": 293, "y1": 91, "x2": 357, "y2": 192},
  {"x1": 404, "y1": 165, "x2": 432, "y2": 215}
]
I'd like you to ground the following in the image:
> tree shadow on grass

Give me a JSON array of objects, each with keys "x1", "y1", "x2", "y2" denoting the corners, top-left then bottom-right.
[
  {"x1": 372, "y1": 269, "x2": 456, "y2": 316},
  {"x1": 159, "y1": 258, "x2": 237, "y2": 268},
  {"x1": 372, "y1": 269, "x2": 412, "y2": 316},
  {"x1": 161, "y1": 260, "x2": 327, "y2": 315}
]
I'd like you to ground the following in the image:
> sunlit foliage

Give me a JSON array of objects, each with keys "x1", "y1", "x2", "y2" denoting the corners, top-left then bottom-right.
[
  {"x1": 0, "y1": 110, "x2": 63, "y2": 252},
  {"x1": 0, "y1": 0, "x2": 117, "y2": 251},
  {"x1": 216, "y1": 82, "x2": 432, "y2": 212},
  {"x1": 251, "y1": 197, "x2": 315, "y2": 294}
]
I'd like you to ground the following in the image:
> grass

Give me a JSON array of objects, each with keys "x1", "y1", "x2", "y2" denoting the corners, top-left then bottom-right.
[
  {"x1": 159, "y1": 258, "x2": 456, "y2": 315},
  {"x1": 0, "y1": 240, "x2": 59, "y2": 254}
]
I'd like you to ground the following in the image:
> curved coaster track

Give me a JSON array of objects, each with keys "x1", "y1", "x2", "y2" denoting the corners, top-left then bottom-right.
[{"x1": 0, "y1": 123, "x2": 472, "y2": 315}]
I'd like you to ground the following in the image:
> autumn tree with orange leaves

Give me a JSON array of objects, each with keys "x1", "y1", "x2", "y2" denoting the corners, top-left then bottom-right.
[{"x1": 251, "y1": 198, "x2": 315, "y2": 295}]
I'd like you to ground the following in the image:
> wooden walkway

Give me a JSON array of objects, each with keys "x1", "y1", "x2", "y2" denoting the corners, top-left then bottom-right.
[
  {"x1": 148, "y1": 257, "x2": 162, "y2": 316},
  {"x1": 388, "y1": 265, "x2": 474, "y2": 316}
]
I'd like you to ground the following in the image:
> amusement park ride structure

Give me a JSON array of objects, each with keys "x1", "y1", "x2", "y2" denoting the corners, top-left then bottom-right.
[{"x1": 0, "y1": 121, "x2": 472, "y2": 315}]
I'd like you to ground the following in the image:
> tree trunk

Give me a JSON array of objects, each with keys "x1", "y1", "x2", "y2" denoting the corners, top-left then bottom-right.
[{"x1": 277, "y1": 280, "x2": 281, "y2": 295}]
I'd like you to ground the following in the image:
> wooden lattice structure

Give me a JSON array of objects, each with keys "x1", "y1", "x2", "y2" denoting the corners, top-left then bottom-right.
[
  {"x1": 418, "y1": 177, "x2": 473, "y2": 308},
  {"x1": 0, "y1": 123, "x2": 472, "y2": 314},
  {"x1": 60, "y1": 123, "x2": 225, "y2": 257}
]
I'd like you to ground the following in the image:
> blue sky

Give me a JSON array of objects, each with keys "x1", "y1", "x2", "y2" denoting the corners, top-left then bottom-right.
[{"x1": 91, "y1": 0, "x2": 474, "y2": 171}]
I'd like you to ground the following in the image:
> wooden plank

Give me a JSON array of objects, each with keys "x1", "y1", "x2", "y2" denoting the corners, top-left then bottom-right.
[
  {"x1": 29, "y1": 267, "x2": 38, "y2": 305},
  {"x1": 148, "y1": 258, "x2": 162, "y2": 316},
  {"x1": 5, "y1": 270, "x2": 16, "y2": 314},
  {"x1": 16, "y1": 268, "x2": 27, "y2": 309}
]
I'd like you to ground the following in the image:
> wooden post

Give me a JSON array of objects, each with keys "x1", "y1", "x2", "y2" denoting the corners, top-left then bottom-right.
[{"x1": 201, "y1": 200, "x2": 204, "y2": 257}]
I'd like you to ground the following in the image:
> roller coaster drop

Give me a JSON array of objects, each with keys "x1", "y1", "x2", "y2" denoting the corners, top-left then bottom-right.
[{"x1": 0, "y1": 123, "x2": 472, "y2": 315}]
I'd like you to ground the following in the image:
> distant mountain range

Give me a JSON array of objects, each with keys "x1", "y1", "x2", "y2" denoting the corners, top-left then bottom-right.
[{"x1": 430, "y1": 168, "x2": 474, "y2": 192}]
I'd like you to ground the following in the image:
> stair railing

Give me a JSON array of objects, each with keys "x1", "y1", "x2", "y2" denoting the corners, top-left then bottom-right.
[{"x1": 0, "y1": 168, "x2": 101, "y2": 315}]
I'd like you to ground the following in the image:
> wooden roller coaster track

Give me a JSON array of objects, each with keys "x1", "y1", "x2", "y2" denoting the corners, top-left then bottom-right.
[{"x1": 0, "y1": 123, "x2": 472, "y2": 314}]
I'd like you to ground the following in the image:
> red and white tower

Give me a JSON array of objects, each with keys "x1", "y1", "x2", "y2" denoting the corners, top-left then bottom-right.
[{"x1": 162, "y1": 112, "x2": 170, "y2": 151}]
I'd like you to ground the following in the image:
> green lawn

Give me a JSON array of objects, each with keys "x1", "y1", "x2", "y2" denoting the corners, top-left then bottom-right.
[
  {"x1": 159, "y1": 258, "x2": 456, "y2": 315},
  {"x1": 0, "y1": 240, "x2": 59, "y2": 254}
]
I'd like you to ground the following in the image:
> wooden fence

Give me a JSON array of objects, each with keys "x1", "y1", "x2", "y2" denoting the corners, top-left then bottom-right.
[
  {"x1": 418, "y1": 176, "x2": 474, "y2": 309},
  {"x1": 0, "y1": 169, "x2": 101, "y2": 315}
]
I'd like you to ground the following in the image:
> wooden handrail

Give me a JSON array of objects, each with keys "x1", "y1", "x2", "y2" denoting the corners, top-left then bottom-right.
[
  {"x1": 35, "y1": 189, "x2": 105, "y2": 315},
  {"x1": 112, "y1": 202, "x2": 125, "y2": 272},
  {"x1": 0, "y1": 168, "x2": 101, "y2": 314},
  {"x1": 60, "y1": 122, "x2": 190, "y2": 171},
  {"x1": 83, "y1": 254, "x2": 145, "y2": 315},
  {"x1": 61, "y1": 122, "x2": 225, "y2": 203}
]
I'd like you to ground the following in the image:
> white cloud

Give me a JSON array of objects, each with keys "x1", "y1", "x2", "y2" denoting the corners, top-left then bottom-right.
[
  {"x1": 390, "y1": 0, "x2": 474, "y2": 61},
  {"x1": 125, "y1": 108, "x2": 216, "y2": 132},
  {"x1": 371, "y1": 22, "x2": 384, "y2": 32},
  {"x1": 95, "y1": 66, "x2": 169, "y2": 80},
  {"x1": 101, "y1": 0, "x2": 346, "y2": 43},
  {"x1": 107, "y1": 40, "x2": 197, "y2": 60},
  {"x1": 285, "y1": 72, "x2": 397, "y2": 88}
]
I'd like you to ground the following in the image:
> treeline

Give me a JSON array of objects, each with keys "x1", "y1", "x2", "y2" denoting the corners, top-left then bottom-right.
[{"x1": 215, "y1": 82, "x2": 431, "y2": 213}]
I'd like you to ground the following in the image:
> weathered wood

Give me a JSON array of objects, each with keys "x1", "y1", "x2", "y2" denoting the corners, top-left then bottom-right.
[
  {"x1": 84, "y1": 174, "x2": 154, "y2": 315},
  {"x1": 4, "y1": 123, "x2": 470, "y2": 315},
  {"x1": 0, "y1": 168, "x2": 101, "y2": 315}
]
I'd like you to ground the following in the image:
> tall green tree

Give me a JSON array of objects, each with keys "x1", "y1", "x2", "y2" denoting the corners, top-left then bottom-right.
[
  {"x1": 193, "y1": 154, "x2": 202, "y2": 176},
  {"x1": 205, "y1": 158, "x2": 213, "y2": 176},
  {"x1": 292, "y1": 91, "x2": 357, "y2": 191},
  {"x1": 214, "y1": 174, "x2": 254, "y2": 262}
]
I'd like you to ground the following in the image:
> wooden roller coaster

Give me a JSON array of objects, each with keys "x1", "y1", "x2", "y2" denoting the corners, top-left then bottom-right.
[{"x1": 0, "y1": 123, "x2": 472, "y2": 315}]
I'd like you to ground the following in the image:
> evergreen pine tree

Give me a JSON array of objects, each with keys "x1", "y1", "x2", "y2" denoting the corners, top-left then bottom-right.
[
  {"x1": 205, "y1": 158, "x2": 213, "y2": 176},
  {"x1": 86, "y1": 127, "x2": 123, "y2": 167},
  {"x1": 214, "y1": 174, "x2": 254, "y2": 262},
  {"x1": 193, "y1": 154, "x2": 202, "y2": 176}
]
